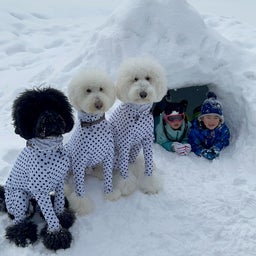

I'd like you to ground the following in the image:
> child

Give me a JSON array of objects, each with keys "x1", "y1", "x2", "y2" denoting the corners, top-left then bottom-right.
[
  {"x1": 154, "y1": 100, "x2": 191, "y2": 156},
  {"x1": 188, "y1": 91, "x2": 230, "y2": 160}
]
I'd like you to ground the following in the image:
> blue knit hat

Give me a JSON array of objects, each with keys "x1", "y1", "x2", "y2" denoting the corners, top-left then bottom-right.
[{"x1": 199, "y1": 92, "x2": 224, "y2": 123}]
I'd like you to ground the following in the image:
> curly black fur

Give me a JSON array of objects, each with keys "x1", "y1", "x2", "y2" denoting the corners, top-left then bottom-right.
[
  {"x1": 39, "y1": 195, "x2": 71, "y2": 219},
  {"x1": 0, "y1": 185, "x2": 7, "y2": 212},
  {"x1": 5, "y1": 219, "x2": 38, "y2": 247},
  {"x1": 50, "y1": 194, "x2": 70, "y2": 209},
  {"x1": 12, "y1": 87, "x2": 74, "y2": 140},
  {"x1": 40, "y1": 226, "x2": 72, "y2": 251},
  {"x1": 57, "y1": 208, "x2": 76, "y2": 229}
]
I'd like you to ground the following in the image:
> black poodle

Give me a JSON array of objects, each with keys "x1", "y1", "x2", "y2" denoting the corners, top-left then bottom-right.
[{"x1": 0, "y1": 87, "x2": 75, "y2": 251}]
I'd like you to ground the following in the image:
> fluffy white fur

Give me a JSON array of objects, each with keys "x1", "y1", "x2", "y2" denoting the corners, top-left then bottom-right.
[
  {"x1": 129, "y1": 153, "x2": 163, "y2": 194},
  {"x1": 113, "y1": 172, "x2": 138, "y2": 196},
  {"x1": 68, "y1": 69, "x2": 116, "y2": 114},
  {"x1": 66, "y1": 68, "x2": 121, "y2": 215},
  {"x1": 113, "y1": 57, "x2": 167, "y2": 195},
  {"x1": 116, "y1": 57, "x2": 167, "y2": 104},
  {"x1": 68, "y1": 192, "x2": 94, "y2": 215}
]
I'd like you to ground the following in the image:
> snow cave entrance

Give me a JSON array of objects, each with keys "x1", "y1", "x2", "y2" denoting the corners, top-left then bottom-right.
[
  {"x1": 153, "y1": 84, "x2": 210, "y2": 121},
  {"x1": 167, "y1": 85, "x2": 209, "y2": 120}
]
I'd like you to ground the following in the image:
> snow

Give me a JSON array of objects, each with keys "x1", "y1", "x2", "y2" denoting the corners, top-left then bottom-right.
[{"x1": 1, "y1": 0, "x2": 256, "y2": 255}]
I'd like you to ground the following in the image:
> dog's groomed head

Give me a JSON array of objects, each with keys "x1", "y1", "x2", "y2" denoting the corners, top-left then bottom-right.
[
  {"x1": 12, "y1": 87, "x2": 74, "y2": 140},
  {"x1": 116, "y1": 57, "x2": 168, "y2": 104},
  {"x1": 68, "y1": 69, "x2": 115, "y2": 114}
]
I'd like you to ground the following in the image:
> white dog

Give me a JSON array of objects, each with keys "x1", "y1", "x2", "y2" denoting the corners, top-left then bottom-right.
[
  {"x1": 66, "y1": 69, "x2": 121, "y2": 215},
  {"x1": 109, "y1": 57, "x2": 167, "y2": 196}
]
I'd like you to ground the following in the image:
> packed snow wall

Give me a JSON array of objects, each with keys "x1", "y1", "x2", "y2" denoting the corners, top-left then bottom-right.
[{"x1": 61, "y1": 0, "x2": 256, "y2": 158}]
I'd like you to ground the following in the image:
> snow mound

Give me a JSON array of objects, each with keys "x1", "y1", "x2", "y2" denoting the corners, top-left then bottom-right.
[{"x1": 64, "y1": 0, "x2": 256, "y2": 160}]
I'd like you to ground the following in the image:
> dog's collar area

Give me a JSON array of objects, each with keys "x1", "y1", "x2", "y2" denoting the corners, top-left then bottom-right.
[
  {"x1": 127, "y1": 103, "x2": 152, "y2": 120},
  {"x1": 26, "y1": 136, "x2": 64, "y2": 151},
  {"x1": 80, "y1": 114, "x2": 105, "y2": 127}
]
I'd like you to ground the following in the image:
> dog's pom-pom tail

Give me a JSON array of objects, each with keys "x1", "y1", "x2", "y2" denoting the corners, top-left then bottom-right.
[
  {"x1": 40, "y1": 226, "x2": 72, "y2": 251},
  {"x1": 57, "y1": 208, "x2": 76, "y2": 229},
  {"x1": 0, "y1": 185, "x2": 7, "y2": 212},
  {"x1": 5, "y1": 220, "x2": 38, "y2": 247}
]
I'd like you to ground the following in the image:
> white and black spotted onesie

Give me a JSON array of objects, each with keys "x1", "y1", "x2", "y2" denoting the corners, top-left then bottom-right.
[
  {"x1": 66, "y1": 111, "x2": 114, "y2": 197},
  {"x1": 5, "y1": 136, "x2": 70, "y2": 232},
  {"x1": 109, "y1": 103, "x2": 154, "y2": 179}
]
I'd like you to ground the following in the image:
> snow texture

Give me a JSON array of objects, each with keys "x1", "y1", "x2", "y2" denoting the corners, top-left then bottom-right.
[{"x1": 1, "y1": 0, "x2": 256, "y2": 255}]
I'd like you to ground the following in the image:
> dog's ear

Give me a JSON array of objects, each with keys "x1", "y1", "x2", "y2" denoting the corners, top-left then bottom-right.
[
  {"x1": 12, "y1": 87, "x2": 74, "y2": 140},
  {"x1": 43, "y1": 88, "x2": 74, "y2": 133}
]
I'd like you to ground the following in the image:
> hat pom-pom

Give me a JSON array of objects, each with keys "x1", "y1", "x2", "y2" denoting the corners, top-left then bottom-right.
[{"x1": 206, "y1": 91, "x2": 217, "y2": 99}]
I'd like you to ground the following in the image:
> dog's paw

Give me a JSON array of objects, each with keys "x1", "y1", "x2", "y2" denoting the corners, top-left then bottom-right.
[
  {"x1": 139, "y1": 172, "x2": 163, "y2": 194},
  {"x1": 5, "y1": 220, "x2": 38, "y2": 247},
  {"x1": 104, "y1": 189, "x2": 121, "y2": 201},
  {"x1": 115, "y1": 173, "x2": 138, "y2": 196},
  {"x1": 68, "y1": 192, "x2": 94, "y2": 215},
  {"x1": 40, "y1": 226, "x2": 72, "y2": 251}
]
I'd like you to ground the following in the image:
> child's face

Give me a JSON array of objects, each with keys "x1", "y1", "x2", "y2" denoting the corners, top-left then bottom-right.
[
  {"x1": 168, "y1": 119, "x2": 183, "y2": 130},
  {"x1": 164, "y1": 114, "x2": 184, "y2": 130},
  {"x1": 201, "y1": 115, "x2": 221, "y2": 130}
]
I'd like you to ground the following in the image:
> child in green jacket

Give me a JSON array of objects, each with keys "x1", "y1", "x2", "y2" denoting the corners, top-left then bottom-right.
[{"x1": 154, "y1": 100, "x2": 191, "y2": 156}]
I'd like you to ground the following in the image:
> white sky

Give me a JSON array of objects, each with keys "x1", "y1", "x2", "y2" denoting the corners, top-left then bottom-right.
[{"x1": 1, "y1": 0, "x2": 256, "y2": 26}]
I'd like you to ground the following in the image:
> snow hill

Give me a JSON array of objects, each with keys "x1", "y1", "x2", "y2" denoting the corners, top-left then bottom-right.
[{"x1": 1, "y1": 0, "x2": 256, "y2": 255}]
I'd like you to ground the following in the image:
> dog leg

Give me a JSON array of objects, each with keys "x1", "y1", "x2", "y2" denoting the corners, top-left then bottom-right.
[
  {"x1": 40, "y1": 225, "x2": 72, "y2": 251},
  {"x1": 5, "y1": 219, "x2": 38, "y2": 247},
  {"x1": 104, "y1": 189, "x2": 121, "y2": 201},
  {"x1": 68, "y1": 192, "x2": 94, "y2": 215},
  {"x1": 0, "y1": 185, "x2": 7, "y2": 213},
  {"x1": 138, "y1": 164, "x2": 163, "y2": 194}
]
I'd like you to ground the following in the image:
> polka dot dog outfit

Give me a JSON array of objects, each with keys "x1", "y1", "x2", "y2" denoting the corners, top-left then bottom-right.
[
  {"x1": 109, "y1": 103, "x2": 154, "y2": 179},
  {"x1": 5, "y1": 136, "x2": 70, "y2": 232},
  {"x1": 66, "y1": 111, "x2": 114, "y2": 197}
]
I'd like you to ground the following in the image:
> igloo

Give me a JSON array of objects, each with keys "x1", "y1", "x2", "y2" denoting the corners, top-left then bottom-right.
[{"x1": 65, "y1": 0, "x2": 256, "y2": 164}]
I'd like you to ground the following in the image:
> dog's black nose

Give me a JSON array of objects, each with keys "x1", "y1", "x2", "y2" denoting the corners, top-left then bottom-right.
[
  {"x1": 95, "y1": 100, "x2": 103, "y2": 110},
  {"x1": 139, "y1": 91, "x2": 147, "y2": 99}
]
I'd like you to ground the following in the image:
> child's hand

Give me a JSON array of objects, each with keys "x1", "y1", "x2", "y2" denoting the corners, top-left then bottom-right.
[
  {"x1": 172, "y1": 142, "x2": 189, "y2": 156},
  {"x1": 184, "y1": 144, "x2": 191, "y2": 155},
  {"x1": 201, "y1": 147, "x2": 219, "y2": 160}
]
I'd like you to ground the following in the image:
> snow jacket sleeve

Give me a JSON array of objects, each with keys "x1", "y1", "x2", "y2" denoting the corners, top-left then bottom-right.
[
  {"x1": 212, "y1": 123, "x2": 230, "y2": 151},
  {"x1": 188, "y1": 121, "x2": 205, "y2": 156}
]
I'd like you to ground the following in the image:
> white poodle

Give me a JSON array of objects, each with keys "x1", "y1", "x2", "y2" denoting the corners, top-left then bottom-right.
[
  {"x1": 109, "y1": 57, "x2": 167, "y2": 196},
  {"x1": 66, "y1": 69, "x2": 121, "y2": 215}
]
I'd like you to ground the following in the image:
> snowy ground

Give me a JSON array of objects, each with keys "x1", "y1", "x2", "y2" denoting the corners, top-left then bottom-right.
[{"x1": 1, "y1": 0, "x2": 256, "y2": 255}]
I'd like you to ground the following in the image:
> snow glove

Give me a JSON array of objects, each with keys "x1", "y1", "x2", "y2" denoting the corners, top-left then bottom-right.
[
  {"x1": 172, "y1": 142, "x2": 191, "y2": 156},
  {"x1": 201, "y1": 147, "x2": 220, "y2": 160}
]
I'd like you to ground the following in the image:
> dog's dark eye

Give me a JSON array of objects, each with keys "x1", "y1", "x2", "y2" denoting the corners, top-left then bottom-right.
[
  {"x1": 145, "y1": 76, "x2": 151, "y2": 81},
  {"x1": 86, "y1": 89, "x2": 92, "y2": 93},
  {"x1": 99, "y1": 87, "x2": 103, "y2": 92},
  {"x1": 134, "y1": 77, "x2": 138, "y2": 81}
]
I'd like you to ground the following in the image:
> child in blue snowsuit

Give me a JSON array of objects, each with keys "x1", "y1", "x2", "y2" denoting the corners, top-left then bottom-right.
[
  {"x1": 188, "y1": 92, "x2": 230, "y2": 160},
  {"x1": 155, "y1": 100, "x2": 192, "y2": 156}
]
